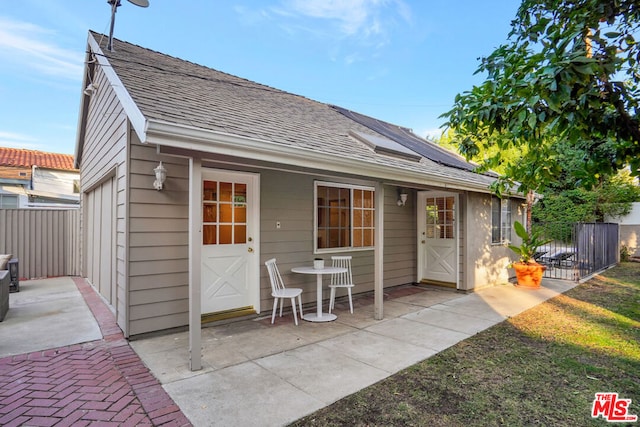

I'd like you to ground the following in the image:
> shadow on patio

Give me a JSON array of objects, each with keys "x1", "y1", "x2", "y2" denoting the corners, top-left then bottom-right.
[
  {"x1": 130, "y1": 285, "x2": 462, "y2": 383},
  {"x1": 129, "y1": 279, "x2": 577, "y2": 426}
]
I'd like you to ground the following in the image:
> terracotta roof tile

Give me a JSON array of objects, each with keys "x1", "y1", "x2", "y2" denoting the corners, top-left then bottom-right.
[{"x1": 0, "y1": 147, "x2": 77, "y2": 171}]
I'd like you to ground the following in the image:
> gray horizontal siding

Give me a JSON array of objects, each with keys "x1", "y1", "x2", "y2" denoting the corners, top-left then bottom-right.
[
  {"x1": 383, "y1": 186, "x2": 416, "y2": 287},
  {"x1": 124, "y1": 163, "x2": 418, "y2": 336},
  {"x1": 79, "y1": 65, "x2": 128, "y2": 333},
  {"x1": 127, "y1": 142, "x2": 189, "y2": 336},
  {"x1": 260, "y1": 174, "x2": 416, "y2": 309}
]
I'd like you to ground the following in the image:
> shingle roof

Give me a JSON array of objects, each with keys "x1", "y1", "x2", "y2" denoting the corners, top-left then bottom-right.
[
  {"x1": 90, "y1": 32, "x2": 497, "y2": 190},
  {"x1": 0, "y1": 148, "x2": 77, "y2": 171},
  {"x1": 331, "y1": 105, "x2": 497, "y2": 176}
]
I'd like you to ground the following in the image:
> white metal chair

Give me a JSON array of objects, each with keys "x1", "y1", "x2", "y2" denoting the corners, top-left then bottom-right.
[
  {"x1": 265, "y1": 258, "x2": 304, "y2": 325},
  {"x1": 329, "y1": 256, "x2": 355, "y2": 314}
]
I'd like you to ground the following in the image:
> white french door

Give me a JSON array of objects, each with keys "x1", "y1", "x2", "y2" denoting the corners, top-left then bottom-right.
[
  {"x1": 417, "y1": 191, "x2": 459, "y2": 287},
  {"x1": 201, "y1": 170, "x2": 260, "y2": 315}
]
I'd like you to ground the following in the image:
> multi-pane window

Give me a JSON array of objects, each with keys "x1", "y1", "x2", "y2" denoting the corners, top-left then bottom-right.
[
  {"x1": 491, "y1": 197, "x2": 511, "y2": 244},
  {"x1": 0, "y1": 194, "x2": 18, "y2": 209},
  {"x1": 315, "y1": 182, "x2": 375, "y2": 251},
  {"x1": 202, "y1": 180, "x2": 247, "y2": 245},
  {"x1": 425, "y1": 196, "x2": 455, "y2": 239}
]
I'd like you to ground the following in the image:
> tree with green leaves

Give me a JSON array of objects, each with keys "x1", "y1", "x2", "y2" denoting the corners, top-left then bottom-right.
[
  {"x1": 531, "y1": 169, "x2": 640, "y2": 240},
  {"x1": 441, "y1": 0, "x2": 640, "y2": 195}
]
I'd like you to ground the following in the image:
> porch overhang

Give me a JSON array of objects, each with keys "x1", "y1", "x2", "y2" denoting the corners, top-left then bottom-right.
[
  {"x1": 178, "y1": 146, "x2": 388, "y2": 372},
  {"x1": 144, "y1": 119, "x2": 496, "y2": 195}
]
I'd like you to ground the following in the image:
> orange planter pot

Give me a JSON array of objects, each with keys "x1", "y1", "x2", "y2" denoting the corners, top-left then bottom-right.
[{"x1": 513, "y1": 262, "x2": 546, "y2": 289}]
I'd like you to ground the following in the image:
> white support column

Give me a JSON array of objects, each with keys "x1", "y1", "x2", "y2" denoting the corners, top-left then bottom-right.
[
  {"x1": 374, "y1": 182, "x2": 384, "y2": 320},
  {"x1": 188, "y1": 157, "x2": 202, "y2": 371}
]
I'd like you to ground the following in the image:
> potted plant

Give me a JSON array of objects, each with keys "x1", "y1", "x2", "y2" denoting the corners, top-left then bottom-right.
[{"x1": 508, "y1": 221, "x2": 551, "y2": 288}]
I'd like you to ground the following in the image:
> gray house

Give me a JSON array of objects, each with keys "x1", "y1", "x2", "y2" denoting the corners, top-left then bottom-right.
[{"x1": 75, "y1": 31, "x2": 523, "y2": 364}]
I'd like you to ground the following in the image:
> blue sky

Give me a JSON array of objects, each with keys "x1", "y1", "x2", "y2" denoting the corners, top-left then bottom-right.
[{"x1": 0, "y1": 0, "x2": 521, "y2": 155}]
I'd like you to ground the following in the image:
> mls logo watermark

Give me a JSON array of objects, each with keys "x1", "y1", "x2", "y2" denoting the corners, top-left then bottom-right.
[{"x1": 592, "y1": 392, "x2": 638, "y2": 423}]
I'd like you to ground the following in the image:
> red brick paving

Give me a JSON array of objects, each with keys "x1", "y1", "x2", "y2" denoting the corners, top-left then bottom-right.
[{"x1": 0, "y1": 277, "x2": 192, "y2": 426}]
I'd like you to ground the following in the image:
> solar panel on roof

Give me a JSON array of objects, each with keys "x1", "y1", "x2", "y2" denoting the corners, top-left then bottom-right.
[{"x1": 332, "y1": 105, "x2": 485, "y2": 174}]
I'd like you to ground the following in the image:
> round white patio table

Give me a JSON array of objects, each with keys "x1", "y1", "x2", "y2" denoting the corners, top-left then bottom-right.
[{"x1": 291, "y1": 266, "x2": 347, "y2": 322}]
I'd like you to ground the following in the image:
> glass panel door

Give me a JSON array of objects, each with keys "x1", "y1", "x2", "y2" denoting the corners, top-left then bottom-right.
[{"x1": 202, "y1": 181, "x2": 248, "y2": 245}]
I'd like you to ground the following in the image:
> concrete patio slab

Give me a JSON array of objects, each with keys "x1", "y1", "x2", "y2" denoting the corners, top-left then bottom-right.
[
  {"x1": 316, "y1": 329, "x2": 437, "y2": 373},
  {"x1": 0, "y1": 277, "x2": 101, "y2": 357},
  {"x1": 116, "y1": 278, "x2": 587, "y2": 426},
  {"x1": 0, "y1": 275, "x2": 582, "y2": 426},
  {"x1": 364, "y1": 317, "x2": 472, "y2": 352},
  {"x1": 429, "y1": 297, "x2": 509, "y2": 323},
  {"x1": 392, "y1": 288, "x2": 463, "y2": 307},
  {"x1": 127, "y1": 279, "x2": 580, "y2": 425},
  {"x1": 402, "y1": 307, "x2": 499, "y2": 335},
  {"x1": 253, "y1": 344, "x2": 389, "y2": 404},
  {"x1": 0, "y1": 277, "x2": 190, "y2": 426},
  {"x1": 164, "y1": 361, "x2": 325, "y2": 427}
]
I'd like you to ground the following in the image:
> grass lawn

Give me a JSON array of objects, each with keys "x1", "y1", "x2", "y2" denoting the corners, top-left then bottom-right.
[{"x1": 290, "y1": 262, "x2": 640, "y2": 426}]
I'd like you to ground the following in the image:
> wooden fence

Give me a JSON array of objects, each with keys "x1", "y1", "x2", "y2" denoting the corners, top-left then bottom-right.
[{"x1": 0, "y1": 209, "x2": 80, "y2": 279}]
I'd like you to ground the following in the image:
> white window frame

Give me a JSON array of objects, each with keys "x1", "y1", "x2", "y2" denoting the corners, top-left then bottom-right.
[
  {"x1": 491, "y1": 196, "x2": 512, "y2": 245},
  {"x1": 314, "y1": 181, "x2": 375, "y2": 254},
  {"x1": 0, "y1": 194, "x2": 18, "y2": 209}
]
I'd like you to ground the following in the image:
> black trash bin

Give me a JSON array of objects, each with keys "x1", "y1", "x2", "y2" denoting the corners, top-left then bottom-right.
[{"x1": 8, "y1": 258, "x2": 19, "y2": 292}]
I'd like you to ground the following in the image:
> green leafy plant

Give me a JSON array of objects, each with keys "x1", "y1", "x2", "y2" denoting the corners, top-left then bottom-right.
[
  {"x1": 508, "y1": 221, "x2": 552, "y2": 264},
  {"x1": 440, "y1": 0, "x2": 640, "y2": 194},
  {"x1": 620, "y1": 246, "x2": 630, "y2": 263}
]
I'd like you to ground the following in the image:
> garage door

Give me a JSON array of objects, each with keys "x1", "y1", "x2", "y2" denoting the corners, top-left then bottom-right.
[{"x1": 85, "y1": 176, "x2": 116, "y2": 309}]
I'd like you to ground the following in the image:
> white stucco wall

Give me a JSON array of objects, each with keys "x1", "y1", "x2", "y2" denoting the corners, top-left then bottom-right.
[
  {"x1": 462, "y1": 193, "x2": 526, "y2": 290},
  {"x1": 32, "y1": 167, "x2": 79, "y2": 195},
  {"x1": 606, "y1": 202, "x2": 640, "y2": 257},
  {"x1": 606, "y1": 202, "x2": 640, "y2": 224}
]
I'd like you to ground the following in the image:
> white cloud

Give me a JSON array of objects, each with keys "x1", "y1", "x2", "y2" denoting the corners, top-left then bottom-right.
[
  {"x1": 0, "y1": 17, "x2": 83, "y2": 80},
  {"x1": 0, "y1": 131, "x2": 43, "y2": 150},
  {"x1": 281, "y1": 0, "x2": 412, "y2": 39},
  {"x1": 264, "y1": 0, "x2": 412, "y2": 66},
  {"x1": 420, "y1": 127, "x2": 445, "y2": 141},
  {"x1": 234, "y1": 5, "x2": 272, "y2": 26}
]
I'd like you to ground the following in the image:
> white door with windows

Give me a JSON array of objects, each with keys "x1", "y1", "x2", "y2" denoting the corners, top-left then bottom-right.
[
  {"x1": 417, "y1": 191, "x2": 459, "y2": 287},
  {"x1": 201, "y1": 170, "x2": 259, "y2": 316}
]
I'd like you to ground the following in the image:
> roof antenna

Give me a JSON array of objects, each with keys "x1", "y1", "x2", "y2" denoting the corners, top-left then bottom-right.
[{"x1": 107, "y1": 0, "x2": 150, "y2": 51}]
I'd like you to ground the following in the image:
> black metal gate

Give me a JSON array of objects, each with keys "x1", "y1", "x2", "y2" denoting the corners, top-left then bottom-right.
[{"x1": 536, "y1": 222, "x2": 619, "y2": 281}]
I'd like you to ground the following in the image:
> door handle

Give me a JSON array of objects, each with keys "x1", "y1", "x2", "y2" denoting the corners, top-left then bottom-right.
[
  {"x1": 248, "y1": 237, "x2": 253, "y2": 242},
  {"x1": 248, "y1": 247, "x2": 254, "y2": 253}
]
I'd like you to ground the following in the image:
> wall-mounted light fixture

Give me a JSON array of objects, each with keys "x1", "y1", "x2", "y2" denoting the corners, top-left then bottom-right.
[
  {"x1": 153, "y1": 161, "x2": 167, "y2": 190},
  {"x1": 83, "y1": 83, "x2": 97, "y2": 96},
  {"x1": 397, "y1": 188, "x2": 408, "y2": 207}
]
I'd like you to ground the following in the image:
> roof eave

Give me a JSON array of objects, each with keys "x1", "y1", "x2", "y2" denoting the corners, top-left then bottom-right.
[
  {"x1": 145, "y1": 119, "x2": 497, "y2": 194},
  {"x1": 74, "y1": 32, "x2": 148, "y2": 168}
]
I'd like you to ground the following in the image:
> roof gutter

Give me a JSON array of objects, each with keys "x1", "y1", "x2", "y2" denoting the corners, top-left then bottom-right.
[{"x1": 145, "y1": 119, "x2": 497, "y2": 194}]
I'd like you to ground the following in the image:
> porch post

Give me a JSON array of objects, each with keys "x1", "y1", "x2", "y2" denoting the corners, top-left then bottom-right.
[
  {"x1": 374, "y1": 182, "x2": 384, "y2": 320},
  {"x1": 188, "y1": 157, "x2": 202, "y2": 371}
]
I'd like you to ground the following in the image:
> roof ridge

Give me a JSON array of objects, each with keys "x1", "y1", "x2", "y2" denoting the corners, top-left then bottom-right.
[{"x1": 90, "y1": 31, "x2": 317, "y2": 104}]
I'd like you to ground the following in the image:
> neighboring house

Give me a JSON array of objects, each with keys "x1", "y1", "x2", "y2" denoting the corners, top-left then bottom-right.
[
  {"x1": 75, "y1": 31, "x2": 525, "y2": 341},
  {"x1": 0, "y1": 148, "x2": 80, "y2": 209},
  {"x1": 607, "y1": 202, "x2": 640, "y2": 257}
]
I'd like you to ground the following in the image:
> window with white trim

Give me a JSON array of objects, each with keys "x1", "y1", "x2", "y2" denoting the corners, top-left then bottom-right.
[
  {"x1": 0, "y1": 194, "x2": 18, "y2": 209},
  {"x1": 315, "y1": 182, "x2": 375, "y2": 252},
  {"x1": 491, "y1": 196, "x2": 511, "y2": 244}
]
